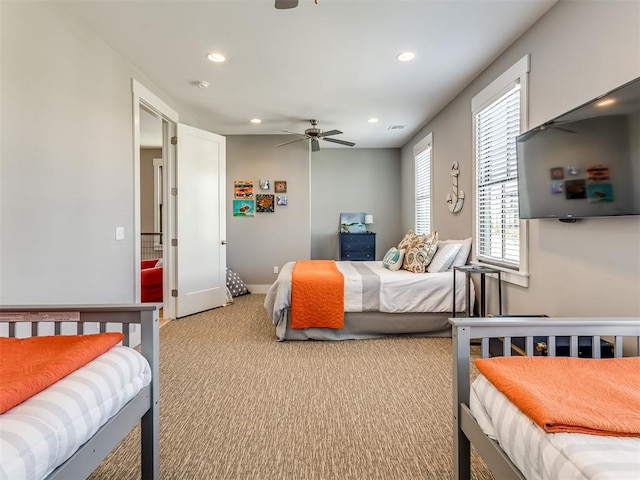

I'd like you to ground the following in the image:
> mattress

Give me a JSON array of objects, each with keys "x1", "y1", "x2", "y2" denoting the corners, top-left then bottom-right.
[
  {"x1": 0, "y1": 345, "x2": 152, "y2": 480},
  {"x1": 470, "y1": 374, "x2": 640, "y2": 480}
]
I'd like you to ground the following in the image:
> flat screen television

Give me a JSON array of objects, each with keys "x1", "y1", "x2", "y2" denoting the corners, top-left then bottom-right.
[{"x1": 516, "y1": 76, "x2": 640, "y2": 221}]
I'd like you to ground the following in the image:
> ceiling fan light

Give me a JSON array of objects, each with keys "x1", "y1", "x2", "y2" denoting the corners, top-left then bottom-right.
[
  {"x1": 206, "y1": 52, "x2": 226, "y2": 63},
  {"x1": 397, "y1": 51, "x2": 415, "y2": 62}
]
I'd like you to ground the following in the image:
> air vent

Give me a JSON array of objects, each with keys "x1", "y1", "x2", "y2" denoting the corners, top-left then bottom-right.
[{"x1": 388, "y1": 125, "x2": 406, "y2": 131}]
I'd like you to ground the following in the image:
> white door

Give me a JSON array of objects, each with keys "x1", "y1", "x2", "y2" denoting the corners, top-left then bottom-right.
[{"x1": 175, "y1": 123, "x2": 227, "y2": 318}]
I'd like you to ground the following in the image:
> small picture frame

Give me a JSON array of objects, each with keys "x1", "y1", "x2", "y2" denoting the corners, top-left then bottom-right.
[
  {"x1": 274, "y1": 181, "x2": 287, "y2": 193},
  {"x1": 550, "y1": 167, "x2": 564, "y2": 180},
  {"x1": 233, "y1": 199, "x2": 254, "y2": 216},
  {"x1": 256, "y1": 194, "x2": 274, "y2": 213},
  {"x1": 564, "y1": 179, "x2": 587, "y2": 199},
  {"x1": 259, "y1": 179, "x2": 270, "y2": 190},
  {"x1": 567, "y1": 165, "x2": 581, "y2": 176},
  {"x1": 550, "y1": 182, "x2": 564, "y2": 194},
  {"x1": 277, "y1": 195, "x2": 288, "y2": 206}
]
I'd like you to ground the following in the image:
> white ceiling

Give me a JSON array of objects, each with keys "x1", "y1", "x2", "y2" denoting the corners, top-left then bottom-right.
[{"x1": 60, "y1": 0, "x2": 558, "y2": 149}]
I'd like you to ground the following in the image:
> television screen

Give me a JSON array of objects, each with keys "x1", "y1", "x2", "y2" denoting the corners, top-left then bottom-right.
[{"x1": 516, "y1": 77, "x2": 640, "y2": 220}]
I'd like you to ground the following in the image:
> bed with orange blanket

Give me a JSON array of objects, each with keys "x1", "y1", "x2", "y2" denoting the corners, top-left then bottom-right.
[
  {"x1": 0, "y1": 305, "x2": 159, "y2": 480},
  {"x1": 264, "y1": 260, "x2": 472, "y2": 341},
  {"x1": 450, "y1": 316, "x2": 640, "y2": 480}
]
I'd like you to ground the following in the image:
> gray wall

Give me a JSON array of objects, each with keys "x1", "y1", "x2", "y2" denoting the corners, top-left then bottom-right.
[
  {"x1": 225, "y1": 135, "x2": 311, "y2": 288},
  {"x1": 225, "y1": 139, "x2": 402, "y2": 288},
  {"x1": 401, "y1": 0, "x2": 640, "y2": 317},
  {"x1": 310, "y1": 148, "x2": 402, "y2": 261},
  {"x1": 0, "y1": 2, "x2": 186, "y2": 303}
]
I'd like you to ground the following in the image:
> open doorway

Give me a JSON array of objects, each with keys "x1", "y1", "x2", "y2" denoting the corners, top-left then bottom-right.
[
  {"x1": 133, "y1": 79, "x2": 228, "y2": 320},
  {"x1": 133, "y1": 80, "x2": 179, "y2": 320},
  {"x1": 139, "y1": 107, "x2": 164, "y2": 305}
]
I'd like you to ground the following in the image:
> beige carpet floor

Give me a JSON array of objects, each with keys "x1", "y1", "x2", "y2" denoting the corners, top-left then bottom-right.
[{"x1": 89, "y1": 294, "x2": 494, "y2": 480}]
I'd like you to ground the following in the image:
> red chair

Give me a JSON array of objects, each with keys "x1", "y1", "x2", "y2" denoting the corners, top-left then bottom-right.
[{"x1": 141, "y1": 259, "x2": 163, "y2": 302}]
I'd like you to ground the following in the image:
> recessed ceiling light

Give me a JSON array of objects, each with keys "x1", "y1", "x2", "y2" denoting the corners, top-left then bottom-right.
[
  {"x1": 250, "y1": 118, "x2": 262, "y2": 124},
  {"x1": 206, "y1": 52, "x2": 226, "y2": 63},
  {"x1": 368, "y1": 118, "x2": 379, "y2": 123},
  {"x1": 397, "y1": 51, "x2": 415, "y2": 62}
]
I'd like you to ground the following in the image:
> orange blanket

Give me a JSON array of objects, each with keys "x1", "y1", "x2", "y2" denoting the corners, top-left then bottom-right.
[
  {"x1": 476, "y1": 356, "x2": 640, "y2": 437},
  {"x1": 291, "y1": 260, "x2": 344, "y2": 329},
  {"x1": 0, "y1": 332, "x2": 124, "y2": 414}
]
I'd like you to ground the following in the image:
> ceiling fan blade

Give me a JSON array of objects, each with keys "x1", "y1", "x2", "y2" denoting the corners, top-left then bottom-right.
[
  {"x1": 275, "y1": 137, "x2": 307, "y2": 147},
  {"x1": 275, "y1": 0, "x2": 298, "y2": 9},
  {"x1": 282, "y1": 130, "x2": 307, "y2": 136},
  {"x1": 311, "y1": 138, "x2": 320, "y2": 152},
  {"x1": 318, "y1": 129, "x2": 342, "y2": 137},
  {"x1": 322, "y1": 137, "x2": 356, "y2": 147}
]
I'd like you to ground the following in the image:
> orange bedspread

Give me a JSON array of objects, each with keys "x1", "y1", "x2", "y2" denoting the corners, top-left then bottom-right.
[
  {"x1": 0, "y1": 332, "x2": 124, "y2": 414},
  {"x1": 476, "y1": 356, "x2": 640, "y2": 437},
  {"x1": 291, "y1": 260, "x2": 344, "y2": 329}
]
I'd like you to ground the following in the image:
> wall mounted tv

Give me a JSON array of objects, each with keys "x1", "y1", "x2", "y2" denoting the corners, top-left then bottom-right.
[{"x1": 516, "y1": 76, "x2": 640, "y2": 221}]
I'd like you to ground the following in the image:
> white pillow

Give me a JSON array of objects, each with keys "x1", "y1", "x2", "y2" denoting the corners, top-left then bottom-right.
[
  {"x1": 438, "y1": 238, "x2": 472, "y2": 267},
  {"x1": 427, "y1": 243, "x2": 462, "y2": 273},
  {"x1": 382, "y1": 247, "x2": 405, "y2": 271}
]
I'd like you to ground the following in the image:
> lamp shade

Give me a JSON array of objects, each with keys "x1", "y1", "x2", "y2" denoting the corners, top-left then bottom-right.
[{"x1": 364, "y1": 214, "x2": 374, "y2": 224}]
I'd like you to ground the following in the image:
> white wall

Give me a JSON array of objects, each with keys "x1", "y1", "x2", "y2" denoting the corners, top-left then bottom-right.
[
  {"x1": 401, "y1": 0, "x2": 640, "y2": 316},
  {"x1": 0, "y1": 2, "x2": 180, "y2": 303}
]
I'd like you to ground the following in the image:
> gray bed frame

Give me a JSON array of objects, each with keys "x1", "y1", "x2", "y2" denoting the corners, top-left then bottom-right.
[
  {"x1": 449, "y1": 316, "x2": 640, "y2": 480},
  {"x1": 0, "y1": 304, "x2": 160, "y2": 480},
  {"x1": 278, "y1": 308, "x2": 452, "y2": 341}
]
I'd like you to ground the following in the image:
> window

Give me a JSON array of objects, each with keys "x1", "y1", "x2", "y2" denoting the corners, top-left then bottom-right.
[
  {"x1": 472, "y1": 55, "x2": 529, "y2": 286},
  {"x1": 414, "y1": 133, "x2": 432, "y2": 234}
]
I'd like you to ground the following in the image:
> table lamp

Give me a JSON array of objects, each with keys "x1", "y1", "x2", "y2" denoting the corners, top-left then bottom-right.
[{"x1": 364, "y1": 214, "x2": 374, "y2": 233}]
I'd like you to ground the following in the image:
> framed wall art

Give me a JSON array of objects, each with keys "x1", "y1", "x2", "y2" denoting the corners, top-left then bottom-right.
[
  {"x1": 274, "y1": 181, "x2": 287, "y2": 193},
  {"x1": 256, "y1": 194, "x2": 274, "y2": 213},
  {"x1": 233, "y1": 199, "x2": 254, "y2": 216},
  {"x1": 234, "y1": 180, "x2": 253, "y2": 199}
]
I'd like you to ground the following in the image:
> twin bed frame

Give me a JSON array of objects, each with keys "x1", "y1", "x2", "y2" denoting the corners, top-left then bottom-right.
[
  {"x1": 0, "y1": 304, "x2": 160, "y2": 480},
  {"x1": 450, "y1": 316, "x2": 640, "y2": 480}
]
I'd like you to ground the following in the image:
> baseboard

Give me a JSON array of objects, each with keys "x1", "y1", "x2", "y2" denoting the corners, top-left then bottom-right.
[{"x1": 245, "y1": 284, "x2": 271, "y2": 294}]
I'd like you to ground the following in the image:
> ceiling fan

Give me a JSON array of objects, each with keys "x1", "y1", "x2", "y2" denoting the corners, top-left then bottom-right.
[
  {"x1": 275, "y1": 119, "x2": 356, "y2": 152},
  {"x1": 275, "y1": 0, "x2": 318, "y2": 9}
]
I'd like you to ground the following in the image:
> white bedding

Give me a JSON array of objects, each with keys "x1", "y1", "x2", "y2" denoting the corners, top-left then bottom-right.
[
  {"x1": 0, "y1": 345, "x2": 152, "y2": 480},
  {"x1": 264, "y1": 260, "x2": 473, "y2": 326},
  {"x1": 470, "y1": 374, "x2": 640, "y2": 480}
]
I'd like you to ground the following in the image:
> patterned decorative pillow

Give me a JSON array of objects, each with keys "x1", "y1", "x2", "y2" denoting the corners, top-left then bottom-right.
[
  {"x1": 226, "y1": 267, "x2": 250, "y2": 297},
  {"x1": 397, "y1": 230, "x2": 417, "y2": 251},
  {"x1": 402, "y1": 231, "x2": 439, "y2": 273},
  {"x1": 382, "y1": 247, "x2": 405, "y2": 271}
]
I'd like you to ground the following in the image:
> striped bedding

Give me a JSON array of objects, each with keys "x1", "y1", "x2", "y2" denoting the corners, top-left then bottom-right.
[
  {"x1": 264, "y1": 260, "x2": 471, "y2": 327},
  {"x1": 0, "y1": 346, "x2": 151, "y2": 480},
  {"x1": 470, "y1": 374, "x2": 640, "y2": 479}
]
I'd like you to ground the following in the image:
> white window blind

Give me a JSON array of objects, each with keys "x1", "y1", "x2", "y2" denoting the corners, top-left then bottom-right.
[
  {"x1": 415, "y1": 137, "x2": 432, "y2": 235},
  {"x1": 475, "y1": 83, "x2": 520, "y2": 267}
]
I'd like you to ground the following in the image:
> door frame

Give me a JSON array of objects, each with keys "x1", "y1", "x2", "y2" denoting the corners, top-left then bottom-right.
[{"x1": 132, "y1": 79, "x2": 178, "y2": 319}]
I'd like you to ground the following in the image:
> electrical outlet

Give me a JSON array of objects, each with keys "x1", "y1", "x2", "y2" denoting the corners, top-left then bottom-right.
[
  {"x1": 273, "y1": 266, "x2": 279, "y2": 274},
  {"x1": 115, "y1": 227, "x2": 125, "y2": 240}
]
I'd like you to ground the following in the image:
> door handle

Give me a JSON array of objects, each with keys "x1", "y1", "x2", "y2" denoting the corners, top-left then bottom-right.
[{"x1": 221, "y1": 240, "x2": 227, "y2": 245}]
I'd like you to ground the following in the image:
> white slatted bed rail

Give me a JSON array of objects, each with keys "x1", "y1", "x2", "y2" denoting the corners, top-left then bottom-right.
[
  {"x1": 449, "y1": 316, "x2": 640, "y2": 480},
  {"x1": 0, "y1": 304, "x2": 160, "y2": 480}
]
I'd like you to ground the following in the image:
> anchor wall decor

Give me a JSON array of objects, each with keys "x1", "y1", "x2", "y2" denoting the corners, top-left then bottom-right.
[{"x1": 446, "y1": 161, "x2": 465, "y2": 213}]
